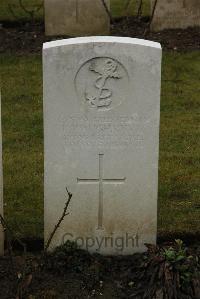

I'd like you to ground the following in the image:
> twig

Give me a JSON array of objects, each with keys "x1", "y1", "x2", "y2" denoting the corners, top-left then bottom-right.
[
  {"x1": 149, "y1": 0, "x2": 158, "y2": 25},
  {"x1": 0, "y1": 215, "x2": 31, "y2": 299},
  {"x1": 8, "y1": 0, "x2": 43, "y2": 23},
  {"x1": 124, "y1": 0, "x2": 132, "y2": 16},
  {"x1": 19, "y1": 0, "x2": 33, "y2": 15},
  {"x1": 35, "y1": 2, "x2": 43, "y2": 13},
  {"x1": 100, "y1": 0, "x2": 114, "y2": 23},
  {"x1": 8, "y1": 4, "x2": 21, "y2": 22},
  {"x1": 137, "y1": 0, "x2": 143, "y2": 18},
  {"x1": 19, "y1": 0, "x2": 43, "y2": 19},
  {"x1": 0, "y1": 214, "x2": 27, "y2": 263},
  {"x1": 144, "y1": 0, "x2": 158, "y2": 37},
  {"x1": 0, "y1": 214, "x2": 27, "y2": 276},
  {"x1": 0, "y1": 214, "x2": 14, "y2": 269},
  {"x1": 44, "y1": 187, "x2": 72, "y2": 253}
]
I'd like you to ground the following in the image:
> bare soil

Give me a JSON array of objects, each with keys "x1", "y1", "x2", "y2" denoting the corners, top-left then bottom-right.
[
  {"x1": 0, "y1": 17, "x2": 200, "y2": 55},
  {"x1": 0, "y1": 242, "x2": 200, "y2": 299}
]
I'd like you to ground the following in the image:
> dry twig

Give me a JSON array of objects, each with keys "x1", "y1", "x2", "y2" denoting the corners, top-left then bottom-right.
[
  {"x1": 144, "y1": 0, "x2": 158, "y2": 36},
  {"x1": 0, "y1": 213, "x2": 27, "y2": 282},
  {"x1": 8, "y1": 0, "x2": 43, "y2": 22},
  {"x1": 100, "y1": 0, "x2": 114, "y2": 23},
  {"x1": 137, "y1": 0, "x2": 143, "y2": 18},
  {"x1": 44, "y1": 187, "x2": 72, "y2": 253},
  {"x1": 124, "y1": 0, "x2": 132, "y2": 16}
]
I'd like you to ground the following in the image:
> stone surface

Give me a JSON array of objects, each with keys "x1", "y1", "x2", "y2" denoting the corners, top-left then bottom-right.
[
  {"x1": 151, "y1": 0, "x2": 200, "y2": 31},
  {"x1": 44, "y1": 0, "x2": 110, "y2": 36},
  {"x1": 0, "y1": 92, "x2": 3, "y2": 255},
  {"x1": 43, "y1": 36, "x2": 162, "y2": 255}
]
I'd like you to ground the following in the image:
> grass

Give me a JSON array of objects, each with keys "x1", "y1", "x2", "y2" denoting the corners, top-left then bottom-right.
[
  {"x1": 0, "y1": 0, "x2": 150, "y2": 22},
  {"x1": 0, "y1": 0, "x2": 43, "y2": 22},
  {"x1": 0, "y1": 50, "x2": 199, "y2": 239},
  {"x1": 0, "y1": 55, "x2": 43, "y2": 238},
  {"x1": 159, "y1": 51, "x2": 200, "y2": 235},
  {"x1": 111, "y1": 0, "x2": 150, "y2": 17}
]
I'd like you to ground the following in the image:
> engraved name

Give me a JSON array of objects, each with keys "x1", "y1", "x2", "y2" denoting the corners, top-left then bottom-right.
[{"x1": 63, "y1": 116, "x2": 144, "y2": 148}]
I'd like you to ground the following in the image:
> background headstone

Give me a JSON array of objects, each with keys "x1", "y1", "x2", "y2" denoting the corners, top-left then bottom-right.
[
  {"x1": 44, "y1": 0, "x2": 110, "y2": 36},
  {"x1": 43, "y1": 37, "x2": 162, "y2": 255},
  {"x1": 0, "y1": 92, "x2": 3, "y2": 255},
  {"x1": 151, "y1": 0, "x2": 200, "y2": 31}
]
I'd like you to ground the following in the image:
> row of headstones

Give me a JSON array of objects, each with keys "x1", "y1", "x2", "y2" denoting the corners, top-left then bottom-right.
[
  {"x1": 1, "y1": 36, "x2": 162, "y2": 255},
  {"x1": 44, "y1": 0, "x2": 200, "y2": 36}
]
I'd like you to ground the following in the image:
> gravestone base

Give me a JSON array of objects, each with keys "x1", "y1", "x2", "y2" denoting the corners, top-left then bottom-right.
[{"x1": 45, "y1": 0, "x2": 110, "y2": 36}]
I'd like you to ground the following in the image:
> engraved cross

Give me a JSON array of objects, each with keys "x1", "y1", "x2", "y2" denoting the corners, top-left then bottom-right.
[{"x1": 77, "y1": 154, "x2": 126, "y2": 229}]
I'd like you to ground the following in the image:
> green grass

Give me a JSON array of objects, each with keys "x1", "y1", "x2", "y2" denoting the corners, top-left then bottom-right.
[
  {"x1": 0, "y1": 0, "x2": 44, "y2": 22},
  {"x1": 159, "y1": 51, "x2": 200, "y2": 235},
  {"x1": 0, "y1": 0, "x2": 150, "y2": 22},
  {"x1": 0, "y1": 51, "x2": 199, "y2": 239},
  {"x1": 0, "y1": 55, "x2": 43, "y2": 238},
  {"x1": 111, "y1": 0, "x2": 150, "y2": 17}
]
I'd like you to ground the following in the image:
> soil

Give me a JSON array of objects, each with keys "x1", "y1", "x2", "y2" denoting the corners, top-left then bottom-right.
[
  {"x1": 0, "y1": 17, "x2": 200, "y2": 55},
  {"x1": 0, "y1": 242, "x2": 199, "y2": 299}
]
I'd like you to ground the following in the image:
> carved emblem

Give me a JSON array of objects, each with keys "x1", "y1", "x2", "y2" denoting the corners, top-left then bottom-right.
[
  {"x1": 85, "y1": 59, "x2": 121, "y2": 109},
  {"x1": 75, "y1": 57, "x2": 129, "y2": 111}
]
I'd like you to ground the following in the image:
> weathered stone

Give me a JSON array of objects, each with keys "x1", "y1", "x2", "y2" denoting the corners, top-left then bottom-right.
[
  {"x1": 43, "y1": 37, "x2": 162, "y2": 255},
  {"x1": 44, "y1": 0, "x2": 110, "y2": 36},
  {"x1": 151, "y1": 0, "x2": 200, "y2": 31}
]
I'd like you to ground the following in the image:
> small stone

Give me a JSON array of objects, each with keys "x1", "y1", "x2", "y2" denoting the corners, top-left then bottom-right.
[{"x1": 128, "y1": 281, "x2": 135, "y2": 287}]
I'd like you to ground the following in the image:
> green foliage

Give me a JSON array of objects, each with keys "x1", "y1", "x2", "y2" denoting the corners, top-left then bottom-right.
[
  {"x1": 0, "y1": 0, "x2": 43, "y2": 22},
  {"x1": 142, "y1": 241, "x2": 200, "y2": 297},
  {"x1": 163, "y1": 240, "x2": 200, "y2": 287},
  {"x1": 53, "y1": 240, "x2": 79, "y2": 256},
  {"x1": 164, "y1": 239, "x2": 186, "y2": 263},
  {"x1": 111, "y1": 0, "x2": 150, "y2": 18}
]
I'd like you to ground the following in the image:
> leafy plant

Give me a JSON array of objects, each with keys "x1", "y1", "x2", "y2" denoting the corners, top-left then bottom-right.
[
  {"x1": 126, "y1": 240, "x2": 200, "y2": 298},
  {"x1": 163, "y1": 239, "x2": 198, "y2": 288}
]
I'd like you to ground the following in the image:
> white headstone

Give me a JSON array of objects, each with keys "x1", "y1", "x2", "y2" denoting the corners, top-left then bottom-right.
[
  {"x1": 0, "y1": 92, "x2": 3, "y2": 255},
  {"x1": 151, "y1": 0, "x2": 200, "y2": 31},
  {"x1": 44, "y1": 0, "x2": 110, "y2": 36},
  {"x1": 43, "y1": 37, "x2": 162, "y2": 255}
]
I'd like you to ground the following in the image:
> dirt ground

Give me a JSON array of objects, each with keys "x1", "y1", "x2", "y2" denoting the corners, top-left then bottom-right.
[
  {"x1": 0, "y1": 241, "x2": 200, "y2": 299},
  {"x1": 0, "y1": 17, "x2": 200, "y2": 55}
]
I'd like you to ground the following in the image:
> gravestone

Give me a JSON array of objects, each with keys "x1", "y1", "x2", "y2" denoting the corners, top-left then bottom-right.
[
  {"x1": 44, "y1": 0, "x2": 110, "y2": 36},
  {"x1": 0, "y1": 92, "x2": 3, "y2": 255},
  {"x1": 43, "y1": 37, "x2": 162, "y2": 255},
  {"x1": 151, "y1": 0, "x2": 200, "y2": 31}
]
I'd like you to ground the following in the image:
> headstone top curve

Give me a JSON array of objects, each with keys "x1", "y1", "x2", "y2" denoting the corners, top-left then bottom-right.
[{"x1": 43, "y1": 36, "x2": 161, "y2": 50}]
